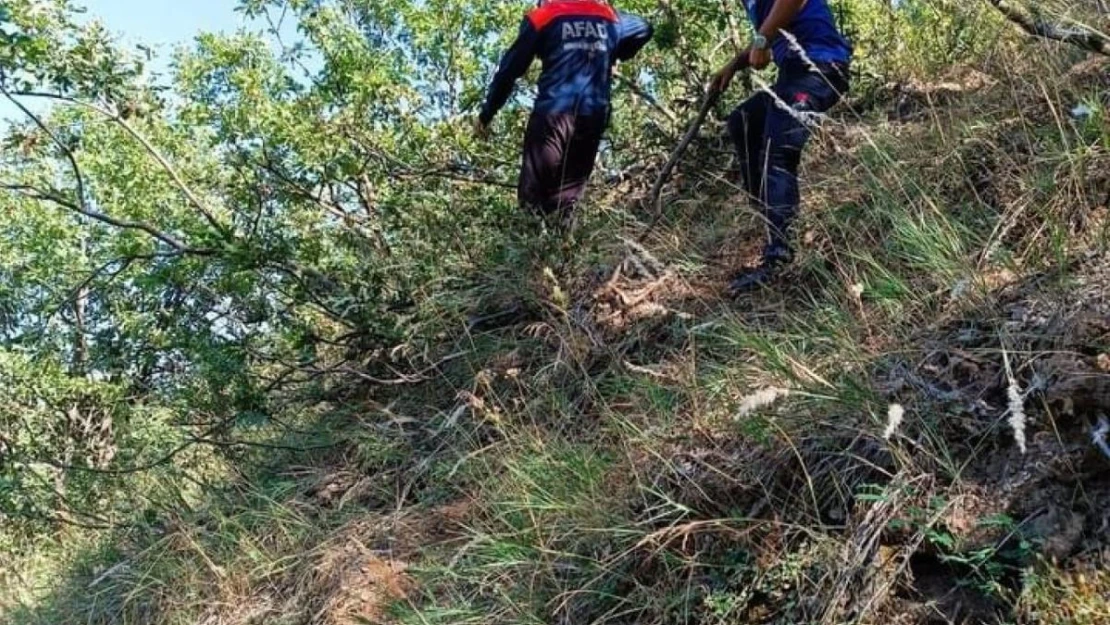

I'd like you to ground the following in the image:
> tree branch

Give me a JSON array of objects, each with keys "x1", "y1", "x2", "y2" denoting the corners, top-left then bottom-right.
[
  {"x1": 0, "y1": 82, "x2": 90, "y2": 215},
  {"x1": 46, "y1": 252, "x2": 183, "y2": 322},
  {"x1": 987, "y1": 0, "x2": 1110, "y2": 56},
  {"x1": 0, "y1": 182, "x2": 215, "y2": 255},
  {"x1": 7, "y1": 90, "x2": 233, "y2": 236},
  {"x1": 28, "y1": 413, "x2": 242, "y2": 475},
  {"x1": 34, "y1": 438, "x2": 199, "y2": 476},
  {"x1": 614, "y1": 73, "x2": 679, "y2": 124}
]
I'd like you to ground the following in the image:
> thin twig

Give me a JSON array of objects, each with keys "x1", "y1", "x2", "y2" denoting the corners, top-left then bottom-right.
[{"x1": 188, "y1": 436, "x2": 342, "y2": 453}]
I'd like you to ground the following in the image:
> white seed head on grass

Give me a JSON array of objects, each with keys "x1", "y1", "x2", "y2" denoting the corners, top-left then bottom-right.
[
  {"x1": 1007, "y1": 378, "x2": 1027, "y2": 454},
  {"x1": 736, "y1": 387, "x2": 791, "y2": 419},
  {"x1": 883, "y1": 404, "x2": 905, "y2": 440},
  {"x1": 1091, "y1": 416, "x2": 1110, "y2": 460},
  {"x1": 780, "y1": 31, "x2": 820, "y2": 74},
  {"x1": 949, "y1": 278, "x2": 971, "y2": 302},
  {"x1": 1002, "y1": 349, "x2": 1027, "y2": 455}
]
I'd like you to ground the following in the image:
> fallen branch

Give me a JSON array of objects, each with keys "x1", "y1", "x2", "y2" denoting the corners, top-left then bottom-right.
[{"x1": 987, "y1": 0, "x2": 1110, "y2": 56}]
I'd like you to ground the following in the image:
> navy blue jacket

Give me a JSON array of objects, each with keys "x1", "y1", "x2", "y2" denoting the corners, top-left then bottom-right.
[
  {"x1": 745, "y1": 0, "x2": 852, "y2": 66},
  {"x1": 480, "y1": 1, "x2": 653, "y2": 125}
]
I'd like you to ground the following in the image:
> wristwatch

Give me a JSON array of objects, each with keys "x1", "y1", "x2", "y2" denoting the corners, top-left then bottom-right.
[{"x1": 751, "y1": 33, "x2": 769, "y2": 50}]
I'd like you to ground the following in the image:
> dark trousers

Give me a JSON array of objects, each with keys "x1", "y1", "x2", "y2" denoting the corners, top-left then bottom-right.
[
  {"x1": 727, "y1": 62, "x2": 849, "y2": 261},
  {"x1": 518, "y1": 111, "x2": 607, "y2": 226}
]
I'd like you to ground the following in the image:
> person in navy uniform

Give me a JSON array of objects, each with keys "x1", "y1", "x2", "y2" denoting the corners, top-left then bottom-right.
[
  {"x1": 711, "y1": 0, "x2": 852, "y2": 294},
  {"x1": 476, "y1": 0, "x2": 653, "y2": 231}
]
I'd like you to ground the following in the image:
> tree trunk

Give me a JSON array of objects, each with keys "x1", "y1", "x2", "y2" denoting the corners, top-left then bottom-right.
[
  {"x1": 74, "y1": 284, "x2": 89, "y2": 375},
  {"x1": 73, "y1": 237, "x2": 89, "y2": 376}
]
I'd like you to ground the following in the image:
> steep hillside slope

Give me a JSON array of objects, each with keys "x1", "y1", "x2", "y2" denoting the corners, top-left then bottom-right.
[
  {"x1": 4, "y1": 0, "x2": 1110, "y2": 622},
  {"x1": 7, "y1": 49, "x2": 1109, "y2": 625}
]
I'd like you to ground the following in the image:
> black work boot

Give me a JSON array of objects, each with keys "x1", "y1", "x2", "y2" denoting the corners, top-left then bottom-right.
[{"x1": 727, "y1": 245, "x2": 792, "y2": 296}]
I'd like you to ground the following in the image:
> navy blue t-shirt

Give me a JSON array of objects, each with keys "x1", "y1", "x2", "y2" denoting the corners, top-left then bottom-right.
[
  {"x1": 745, "y1": 0, "x2": 852, "y2": 66},
  {"x1": 480, "y1": 1, "x2": 653, "y2": 124}
]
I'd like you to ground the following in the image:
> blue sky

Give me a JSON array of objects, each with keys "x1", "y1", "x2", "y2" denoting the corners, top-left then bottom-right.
[
  {"x1": 84, "y1": 0, "x2": 275, "y2": 75},
  {"x1": 88, "y1": 0, "x2": 243, "y2": 43}
]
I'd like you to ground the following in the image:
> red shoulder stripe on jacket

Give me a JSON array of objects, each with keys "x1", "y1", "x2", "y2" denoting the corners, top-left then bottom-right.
[{"x1": 526, "y1": 1, "x2": 618, "y2": 32}]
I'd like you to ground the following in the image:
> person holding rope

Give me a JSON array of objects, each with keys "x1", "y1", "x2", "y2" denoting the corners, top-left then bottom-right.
[
  {"x1": 475, "y1": 0, "x2": 653, "y2": 232},
  {"x1": 710, "y1": 0, "x2": 852, "y2": 294}
]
